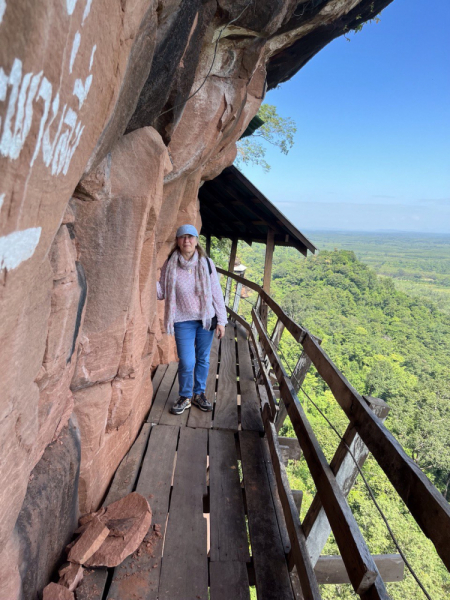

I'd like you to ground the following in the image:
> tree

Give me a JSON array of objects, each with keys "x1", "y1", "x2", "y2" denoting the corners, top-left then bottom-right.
[{"x1": 235, "y1": 104, "x2": 296, "y2": 172}]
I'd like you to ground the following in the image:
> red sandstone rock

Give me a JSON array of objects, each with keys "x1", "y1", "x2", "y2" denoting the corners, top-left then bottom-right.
[
  {"x1": 0, "y1": 2, "x2": 378, "y2": 598},
  {"x1": 84, "y1": 492, "x2": 152, "y2": 568},
  {"x1": 67, "y1": 517, "x2": 110, "y2": 565},
  {"x1": 58, "y1": 563, "x2": 84, "y2": 591},
  {"x1": 79, "y1": 508, "x2": 106, "y2": 527},
  {"x1": 43, "y1": 582, "x2": 75, "y2": 600}
]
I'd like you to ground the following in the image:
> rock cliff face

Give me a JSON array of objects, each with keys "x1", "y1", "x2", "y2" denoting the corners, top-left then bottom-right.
[{"x1": 0, "y1": 0, "x2": 393, "y2": 597}]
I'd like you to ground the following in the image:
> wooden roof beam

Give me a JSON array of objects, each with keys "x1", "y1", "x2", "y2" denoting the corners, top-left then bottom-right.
[
  {"x1": 227, "y1": 167, "x2": 316, "y2": 254},
  {"x1": 201, "y1": 191, "x2": 257, "y2": 239}
]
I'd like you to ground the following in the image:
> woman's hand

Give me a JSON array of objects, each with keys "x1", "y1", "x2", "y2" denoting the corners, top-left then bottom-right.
[{"x1": 216, "y1": 325, "x2": 225, "y2": 339}]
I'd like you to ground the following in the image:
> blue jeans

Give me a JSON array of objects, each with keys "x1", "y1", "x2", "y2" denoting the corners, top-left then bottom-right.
[{"x1": 174, "y1": 320, "x2": 215, "y2": 398}]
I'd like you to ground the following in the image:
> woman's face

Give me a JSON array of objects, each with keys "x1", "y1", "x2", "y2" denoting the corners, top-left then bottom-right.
[{"x1": 177, "y1": 234, "x2": 197, "y2": 255}]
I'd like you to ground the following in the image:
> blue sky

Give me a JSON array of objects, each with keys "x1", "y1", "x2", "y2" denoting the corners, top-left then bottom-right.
[{"x1": 239, "y1": 0, "x2": 450, "y2": 234}]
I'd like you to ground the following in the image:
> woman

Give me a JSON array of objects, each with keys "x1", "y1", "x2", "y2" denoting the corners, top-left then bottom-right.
[{"x1": 157, "y1": 224, "x2": 228, "y2": 415}]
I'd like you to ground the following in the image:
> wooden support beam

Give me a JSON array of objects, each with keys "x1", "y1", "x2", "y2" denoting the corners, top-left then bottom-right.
[
  {"x1": 302, "y1": 332, "x2": 450, "y2": 571},
  {"x1": 224, "y1": 239, "x2": 238, "y2": 306},
  {"x1": 278, "y1": 437, "x2": 302, "y2": 462},
  {"x1": 260, "y1": 397, "x2": 322, "y2": 600},
  {"x1": 270, "y1": 318, "x2": 285, "y2": 349},
  {"x1": 201, "y1": 189, "x2": 254, "y2": 239},
  {"x1": 261, "y1": 228, "x2": 275, "y2": 328},
  {"x1": 205, "y1": 234, "x2": 211, "y2": 256},
  {"x1": 303, "y1": 397, "x2": 390, "y2": 566},
  {"x1": 221, "y1": 184, "x2": 287, "y2": 239},
  {"x1": 252, "y1": 308, "x2": 389, "y2": 599},
  {"x1": 232, "y1": 282, "x2": 243, "y2": 313},
  {"x1": 263, "y1": 228, "x2": 275, "y2": 294},
  {"x1": 315, "y1": 555, "x2": 404, "y2": 585},
  {"x1": 276, "y1": 350, "x2": 313, "y2": 433},
  {"x1": 292, "y1": 490, "x2": 303, "y2": 514},
  {"x1": 217, "y1": 267, "x2": 306, "y2": 343},
  {"x1": 226, "y1": 168, "x2": 314, "y2": 255}
]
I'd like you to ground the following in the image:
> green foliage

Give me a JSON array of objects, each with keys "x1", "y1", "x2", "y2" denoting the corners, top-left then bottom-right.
[
  {"x1": 343, "y1": 3, "x2": 382, "y2": 40},
  {"x1": 312, "y1": 231, "x2": 450, "y2": 315},
  {"x1": 235, "y1": 104, "x2": 297, "y2": 172},
  {"x1": 217, "y1": 236, "x2": 450, "y2": 599}
]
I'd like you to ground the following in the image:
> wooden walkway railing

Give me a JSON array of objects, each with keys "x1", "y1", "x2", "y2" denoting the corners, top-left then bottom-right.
[{"x1": 217, "y1": 267, "x2": 450, "y2": 599}]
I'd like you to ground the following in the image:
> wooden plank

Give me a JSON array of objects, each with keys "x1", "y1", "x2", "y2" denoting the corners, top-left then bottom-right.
[
  {"x1": 187, "y1": 334, "x2": 220, "y2": 429},
  {"x1": 253, "y1": 309, "x2": 388, "y2": 598},
  {"x1": 236, "y1": 326, "x2": 263, "y2": 432},
  {"x1": 302, "y1": 332, "x2": 450, "y2": 571},
  {"x1": 158, "y1": 427, "x2": 208, "y2": 600},
  {"x1": 159, "y1": 373, "x2": 190, "y2": 427},
  {"x1": 239, "y1": 431, "x2": 294, "y2": 600},
  {"x1": 209, "y1": 430, "x2": 249, "y2": 562},
  {"x1": 227, "y1": 305, "x2": 252, "y2": 334},
  {"x1": 263, "y1": 420, "x2": 321, "y2": 600},
  {"x1": 210, "y1": 561, "x2": 250, "y2": 600},
  {"x1": 151, "y1": 363, "x2": 169, "y2": 397},
  {"x1": 106, "y1": 425, "x2": 179, "y2": 600},
  {"x1": 78, "y1": 423, "x2": 152, "y2": 599},
  {"x1": 303, "y1": 398, "x2": 389, "y2": 566},
  {"x1": 214, "y1": 324, "x2": 238, "y2": 430},
  {"x1": 261, "y1": 437, "x2": 291, "y2": 555},
  {"x1": 315, "y1": 554, "x2": 404, "y2": 585},
  {"x1": 75, "y1": 568, "x2": 108, "y2": 600},
  {"x1": 147, "y1": 361, "x2": 178, "y2": 423},
  {"x1": 217, "y1": 267, "x2": 306, "y2": 343}
]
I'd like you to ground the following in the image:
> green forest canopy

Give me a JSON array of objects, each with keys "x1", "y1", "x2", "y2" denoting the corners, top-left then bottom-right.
[{"x1": 206, "y1": 234, "x2": 450, "y2": 599}]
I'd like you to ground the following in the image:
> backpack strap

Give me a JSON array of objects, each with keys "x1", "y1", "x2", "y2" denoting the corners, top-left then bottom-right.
[{"x1": 206, "y1": 257, "x2": 212, "y2": 276}]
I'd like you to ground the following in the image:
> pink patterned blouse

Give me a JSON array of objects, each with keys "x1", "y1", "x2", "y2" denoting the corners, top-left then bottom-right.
[{"x1": 157, "y1": 258, "x2": 228, "y2": 326}]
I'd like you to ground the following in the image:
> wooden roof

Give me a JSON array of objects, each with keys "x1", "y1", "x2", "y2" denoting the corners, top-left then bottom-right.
[{"x1": 199, "y1": 165, "x2": 316, "y2": 256}]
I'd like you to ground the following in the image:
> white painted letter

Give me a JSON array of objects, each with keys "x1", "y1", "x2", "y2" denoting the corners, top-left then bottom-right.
[
  {"x1": 89, "y1": 44, "x2": 97, "y2": 71},
  {"x1": 66, "y1": 0, "x2": 78, "y2": 16},
  {"x1": 30, "y1": 77, "x2": 52, "y2": 167},
  {"x1": 0, "y1": 58, "x2": 22, "y2": 157},
  {"x1": 52, "y1": 108, "x2": 77, "y2": 175},
  {"x1": 70, "y1": 31, "x2": 81, "y2": 74},
  {"x1": 63, "y1": 121, "x2": 84, "y2": 175},
  {"x1": 73, "y1": 74, "x2": 92, "y2": 109},
  {"x1": 0, "y1": 0, "x2": 6, "y2": 25},
  {"x1": 0, "y1": 227, "x2": 41, "y2": 270},
  {"x1": 10, "y1": 71, "x2": 43, "y2": 159},
  {"x1": 42, "y1": 96, "x2": 66, "y2": 167},
  {"x1": 82, "y1": 0, "x2": 93, "y2": 24}
]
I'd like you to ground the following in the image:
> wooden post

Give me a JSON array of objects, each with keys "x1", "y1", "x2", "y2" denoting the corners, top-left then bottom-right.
[
  {"x1": 303, "y1": 397, "x2": 390, "y2": 567},
  {"x1": 232, "y1": 282, "x2": 243, "y2": 313},
  {"x1": 224, "y1": 238, "x2": 238, "y2": 306},
  {"x1": 205, "y1": 234, "x2": 211, "y2": 257},
  {"x1": 276, "y1": 351, "x2": 311, "y2": 433},
  {"x1": 271, "y1": 319, "x2": 285, "y2": 349},
  {"x1": 261, "y1": 229, "x2": 275, "y2": 327}
]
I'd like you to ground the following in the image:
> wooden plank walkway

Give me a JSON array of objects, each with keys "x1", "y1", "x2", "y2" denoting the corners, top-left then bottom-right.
[
  {"x1": 76, "y1": 324, "x2": 295, "y2": 600},
  {"x1": 147, "y1": 323, "x2": 263, "y2": 432}
]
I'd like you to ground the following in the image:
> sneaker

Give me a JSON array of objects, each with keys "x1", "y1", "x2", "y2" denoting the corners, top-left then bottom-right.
[
  {"x1": 192, "y1": 392, "x2": 213, "y2": 412},
  {"x1": 170, "y1": 396, "x2": 191, "y2": 415}
]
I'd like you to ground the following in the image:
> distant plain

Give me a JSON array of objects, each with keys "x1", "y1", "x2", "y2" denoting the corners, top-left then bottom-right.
[{"x1": 308, "y1": 231, "x2": 450, "y2": 314}]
